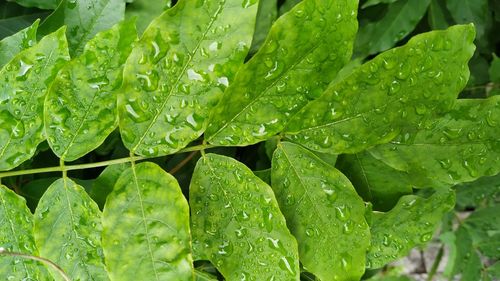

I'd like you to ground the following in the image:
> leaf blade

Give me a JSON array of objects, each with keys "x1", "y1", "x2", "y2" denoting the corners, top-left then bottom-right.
[
  {"x1": 190, "y1": 153, "x2": 300, "y2": 280},
  {"x1": 271, "y1": 142, "x2": 370, "y2": 280},
  {"x1": 0, "y1": 19, "x2": 38, "y2": 67},
  {"x1": 102, "y1": 162, "x2": 193, "y2": 281}
]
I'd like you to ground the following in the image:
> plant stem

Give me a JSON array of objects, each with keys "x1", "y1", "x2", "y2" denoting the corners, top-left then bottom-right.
[
  {"x1": 427, "y1": 245, "x2": 444, "y2": 281},
  {"x1": 169, "y1": 151, "x2": 199, "y2": 175},
  {"x1": 0, "y1": 248, "x2": 71, "y2": 281},
  {"x1": 0, "y1": 143, "x2": 218, "y2": 179}
]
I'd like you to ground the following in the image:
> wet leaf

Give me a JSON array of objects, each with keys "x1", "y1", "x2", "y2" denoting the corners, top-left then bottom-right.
[
  {"x1": 355, "y1": 0, "x2": 431, "y2": 56},
  {"x1": 0, "y1": 28, "x2": 70, "y2": 171},
  {"x1": 367, "y1": 189, "x2": 455, "y2": 268},
  {"x1": 119, "y1": 0, "x2": 258, "y2": 157},
  {"x1": 0, "y1": 19, "x2": 38, "y2": 67},
  {"x1": 39, "y1": 0, "x2": 126, "y2": 56},
  {"x1": 369, "y1": 96, "x2": 500, "y2": 188},
  {"x1": 272, "y1": 142, "x2": 370, "y2": 280},
  {"x1": 206, "y1": 0, "x2": 359, "y2": 146},
  {"x1": 44, "y1": 20, "x2": 137, "y2": 161},
  {"x1": 284, "y1": 24, "x2": 475, "y2": 154},
  {"x1": 0, "y1": 185, "x2": 50, "y2": 280},
  {"x1": 190, "y1": 153, "x2": 300, "y2": 281},
  {"x1": 337, "y1": 151, "x2": 413, "y2": 211},
  {"x1": 34, "y1": 178, "x2": 109, "y2": 281},
  {"x1": 125, "y1": 0, "x2": 171, "y2": 34},
  {"x1": 102, "y1": 162, "x2": 193, "y2": 280}
]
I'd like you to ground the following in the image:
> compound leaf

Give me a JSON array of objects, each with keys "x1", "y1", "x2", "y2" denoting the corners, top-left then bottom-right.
[
  {"x1": 355, "y1": 0, "x2": 431, "y2": 56},
  {"x1": 337, "y1": 151, "x2": 413, "y2": 211},
  {"x1": 0, "y1": 19, "x2": 38, "y2": 67},
  {"x1": 0, "y1": 28, "x2": 69, "y2": 171},
  {"x1": 271, "y1": 142, "x2": 370, "y2": 280},
  {"x1": 39, "y1": 0, "x2": 126, "y2": 56},
  {"x1": 0, "y1": 185, "x2": 50, "y2": 280},
  {"x1": 367, "y1": 189, "x2": 455, "y2": 268},
  {"x1": 190, "y1": 153, "x2": 300, "y2": 281},
  {"x1": 205, "y1": 0, "x2": 359, "y2": 146},
  {"x1": 369, "y1": 96, "x2": 500, "y2": 187},
  {"x1": 284, "y1": 24, "x2": 475, "y2": 154},
  {"x1": 34, "y1": 178, "x2": 109, "y2": 281},
  {"x1": 44, "y1": 20, "x2": 137, "y2": 161},
  {"x1": 7, "y1": 0, "x2": 58, "y2": 9},
  {"x1": 119, "y1": 0, "x2": 258, "y2": 157},
  {"x1": 102, "y1": 162, "x2": 193, "y2": 281}
]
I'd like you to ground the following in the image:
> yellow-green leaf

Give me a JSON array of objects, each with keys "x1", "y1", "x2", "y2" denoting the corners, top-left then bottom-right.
[
  {"x1": 272, "y1": 142, "x2": 370, "y2": 280},
  {"x1": 102, "y1": 162, "x2": 193, "y2": 281},
  {"x1": 190, "y1": 153, "x2": 300, "y2": 281}
]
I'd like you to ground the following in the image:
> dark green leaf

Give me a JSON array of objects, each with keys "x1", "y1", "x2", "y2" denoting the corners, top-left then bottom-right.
[
  {"x1": 369, "y1": 96, "x2": 500, "y2": 187},
  {"x1": 0, "y1": 19, "x2": 38, "y2": 67},
  {"x1": 463, "y1": 206, "x2": 500, "y2": 258},
  {"x1": 272, "y1": 142, "x2": 370, "y2": 280},
  {"x1": 367, "y1": 189, "x2": 455, "y2": 268},
  {"x1": 125, "y1": 0, "x2": 171, "y2": 35},
  {"x1": 88, "y1": 163, "x2": 129, "y2": 209},
  {"x1": 249, "y1": 0, "x2": 277, "y2": 54},
  {"x1": 119, "y1": 0, "x2": 258, "y2": 157},
  {"x1": 446, "y1": 0, "x2": 491, "y2": 40},
  {"x1": 34, "y1": 178, "x2": 109, "y2": 280},
  {"x1": 278, "y1": 0, "x2": 301, "y2": 15},
  {"x1": 427, "y1": 0, "x2": 453, "y2": 30},
  {"x1": 7, "y1": 0, "x2": 58, "y2": 9},
  {"x1": 0, "y1": 2, "x2": 48, "y2": 39},
  {"x1": 361, "y1": 0, "x2": 399, "y2": 9},
  {"x1": 39, "y1": 0, "x2": 126, "y2": 56},
  {"x1": 337, "y1": 151, "x2": 413, "y2": 211},
  {"x1": 284, "y1": 25, "x2": 476, "y2": 154},
  {"x1": 441, "y1": 227, "x2": 482, "y2": 280},
  {"x1": 44, "y1": 20, "x2": 137, "y2": 161},
  {"x1": 102, "y1": 162, "x2": 193, "y2": 280},
  {"x1": 190, "y1": 153, "x2": 300, "y2": 280},
  {"x1": 206, "y1": 0, "x2": 359, "y2": 146},
  {"x1": 489, "y1": 53, "x2": 500, "y2": 83},
  {"x1": 0, "y1": 28, "x2": 70, "y2": 171},
  {"x1": 0, "y1": 185, "x2": 50, "y2": 280},
  {"x1": 355, "y1": 0, "x2": 431, "y2": 57},
  {"x1": 455, "y1": 173, "x2": 500, "y2": 209}
]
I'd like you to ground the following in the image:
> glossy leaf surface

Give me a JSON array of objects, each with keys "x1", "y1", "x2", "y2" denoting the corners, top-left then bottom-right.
[
  {"x1": 355, "y1": 0, "x2": 431, "y2": 56},
  {"x1": 39, "y1": 0, "x2": 126, "y2": 56},
  {"x1": 44, "y1": 20, "x2": 137, "y2": 161},
  {"x1": 337, "y1": 151, "x2": 413, "y2": 211},
  {"x1": 125, "y1": 0, "x2": 171, "y2": 34},
  {"x1": 0, "y1": 185, "x2": 50, "y2": 280},
  {"x1": 285, "y1": 24, "x2": 475, "y2": 154},
  {"x1": 367, "y1": 190, "x2": 455, "y2": 268},
  {"x1": 206, "y1": 0, "x2": 359, "y2": 146},
  {"x1": 119, "y1": 0, "x2": 258, "y2": 157},
  {"x1": 369, "y1": 96, "x2": 500, "y2": 187},
  {"x1": 0, "y1": 28, "x2": 69, "y2": 171},
  {"x1": 190, "y1": 154, "x2": 300, "y2": 281},
  {"x1": 102, "y1": 162, "x2": 193, "y2": 281},
  {"x1": 0, "y1": 19, "x2": 38, "y2": 67},
  {"x1": 272, "y1": 142, "x2": 370, "y2": 280},
  {"x1": 34, "y1": 178, "x2": 108, "y2": 280}
]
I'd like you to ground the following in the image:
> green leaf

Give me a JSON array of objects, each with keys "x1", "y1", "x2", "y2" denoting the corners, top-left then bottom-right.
[
  {"x1": 367, "y1": 189, "x2": 455, "y2": 268},
  {"x1": 361, "y1": 0, "x2": 399, "y2": 9},
  {"x1": 278, "y1": 0, "x2": 301, "y2": 15},
  {"x1": 337, "y1": 151, "x2": 413, "y2": 211},
  {"x1": 102, "y1": 162, "x2": 193, "y2": 280},
  {"x1": 118, "y1": 0, "x2": 258, "y2": 157},
  {"x1": 39, "y1": 0, "x2": 126, "y2": 56},
  {"x1": 44, "y1": 20, "x2": 137, "y2": 161},
  {"x1": 355, "y1": 0, "x2": 431, "y2": 57},
  {"x1": 0, "y1": 185, "x2": 50, "y2": 280},
  {"x1": 34, "y1": 178, "x2": 109, "y2": 281},
  {"x1": 0, "y1": 28, "x2": 70, "y2": 171},
  {"x1": 7, "y1": 0, "x2": 58, "y2": 9},
  {"x1": 88, "y1": 163, "x2": 129, "y2": 209},
  {"x1": 284, "y1": 24, "x2": 476, "y2": 154},
  {"x1": 271, "y1": 142, "x2": 370, "y2": 280},
  {"x1": 205, "y1": 0, "x2": 359, "y2": 146},
  {"x1": 369, "y1": 96, "x2": 500, "y2": 187},
  {"x1": 125, "y1": 0, "x2": 171, "y2": 35},
  {"x1": 455, "y1": 173, "x2": 500, "y2": 209},
  {"x1": 441, "y1": 228, "x2": 482, "y2": 280},
  {"x1": 249, "y1": 0, "x2": 277, "y2": 54},
  {"x1": 489, "y1": 53, "x2": 500, "y2": 83},
  {"x1": 0, "y1": 19, "x2": 38, "y2": 67},
  {"x1": 190, "y1": 154, "x2": 300, "y2": 280},
  {"x1": 195, "y1": 269, "x2": 218, "y2": 281},
  {"x1": 0, "y1": 2, "x2": 48, "y2": 39},
  {"x1": 446, "y1": 0, "x2": 491, "y2": 40},
  {"x1": 427, "y1": 0, "x2": 453, "y2": 30},
  {"x1": 463, "y1": 206, "x2": 500, "y2": 258}
]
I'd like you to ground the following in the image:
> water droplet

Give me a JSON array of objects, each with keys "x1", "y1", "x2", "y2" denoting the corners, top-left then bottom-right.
[
  {"x1": 420, "y1": 232, "x2": 432, "y2": 242},
  {"x1": 187, "y1": 69, "x2": 204, "y2": 81}
]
